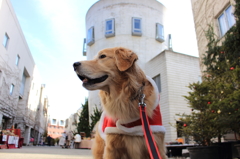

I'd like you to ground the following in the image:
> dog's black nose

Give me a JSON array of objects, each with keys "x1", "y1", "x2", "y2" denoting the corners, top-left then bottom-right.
[{"x1": 73, "y1": 62, "x2": 81, "y2": 71}]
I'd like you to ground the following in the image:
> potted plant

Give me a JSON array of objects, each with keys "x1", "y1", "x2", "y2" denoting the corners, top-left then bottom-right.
[{"x1": 176, "y1": 81, "x2": 222, "y2": 159}]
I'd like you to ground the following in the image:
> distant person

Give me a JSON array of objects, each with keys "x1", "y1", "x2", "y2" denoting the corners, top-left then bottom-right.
[
  {"x1": 67, "y1": 131, "x2": 74, "y2": 148},
  {"x1": 74, "y1": 133, "x2": 81, "y2": 149},
  {"x1": 56, "y1": 138, "x2": 59, "y2": 146},
  {"x1": 43, "y1": 136, "x2": 46, "y2": 145},
  {"x1": 47, "y1": 135, "x2": 51, "y2": 146},
  {"x1": 59, "y1": 131, "x2": 66, "y2": 148},
  {"x1": 40, "y1": 136, "x2": 43, "y2": 146}
]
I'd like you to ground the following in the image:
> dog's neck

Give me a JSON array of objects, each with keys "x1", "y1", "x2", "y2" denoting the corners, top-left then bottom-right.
[
  {"x1": 130, "y1": 82, "x2": 145, "y2": 101},
  {"x1": 99, "y1": 71, "x2": 157, "y2": 123}
]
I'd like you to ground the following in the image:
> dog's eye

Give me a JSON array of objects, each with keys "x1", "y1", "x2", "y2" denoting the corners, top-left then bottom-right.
[{"x1": 99, "y1": 54, "x2": 106, "y2": 59}]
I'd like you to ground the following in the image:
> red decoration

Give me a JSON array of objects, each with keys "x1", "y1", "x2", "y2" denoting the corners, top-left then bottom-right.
[
  {"x1": 206, "y1": 74, "x2": 211, "y2": 78},
  {"x1": 211, "y1": 110, "x2": 215, "y2": 113},
  {"x1": 230, "y1": 67, "x2": 235, "y2": 70},
  {"x1": 220, "y1": 51, "x2": 224, "y2": 54},
  {"x1": 183, "y1": 124, "x2": 187, "y2": 127},
  {"x1": 207, "y1": 102, "x2": 211, "y2": 104}
]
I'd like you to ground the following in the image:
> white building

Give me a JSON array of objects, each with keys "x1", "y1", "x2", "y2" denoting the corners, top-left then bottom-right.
[
  {"x1": 65, "y1": 109, "x2": 81, "y2": 135},
  {"x1": 0, "y1": 0, "x2": 48, "y2": 145},
  {"x1": 83, "y1": 0, "x2": 201, "y2": 142}
]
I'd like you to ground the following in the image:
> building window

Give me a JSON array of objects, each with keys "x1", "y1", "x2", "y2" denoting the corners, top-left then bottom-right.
[
  {"x1": 198, "y1": 76, "x2": 202, "y2": 83},
  {"x1": 87, "y1": 26, "x2": 94, "y2": 46},
  {"x1": 60, "y1": 120, "x2": 64, "y2": 126},
  {"x1": 3, "y1": 33, "x2": 9, "y2": 48},
  {"x1": 132, "y1": 17, "x2": 142, "y2": 36},
  {"x1": 52, "y1": 119, "x2": 57, "y2": 125},
  {"x1": 156, "y1": 23, "x2": 164, "y2": 42},
  {"x1": 20, "y1": 73, "x2": 26, "y2": 96},
  {"x1": 82, "y1": 38, "x2": 87, "y2": 56},
  {"x1": 10, "y1": 84, "x2": 14, "y2": 95},
  {"x1": 16, "y1": 55, "x2": 20, "y2": 66},
  {"x1": 153, "y1": 74, "x2": 161, "y2": 92},
  {"x1": 218, "y1": 5, "x2": 236, "y2": 37},
  {"x1": 105, "y1": 18, "x2": 115, "y2": 38}
]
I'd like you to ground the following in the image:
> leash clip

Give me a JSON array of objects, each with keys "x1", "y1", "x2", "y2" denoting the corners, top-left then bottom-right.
[{"x1": 139, "y1": 94, "x2": 146, "y2": 107}]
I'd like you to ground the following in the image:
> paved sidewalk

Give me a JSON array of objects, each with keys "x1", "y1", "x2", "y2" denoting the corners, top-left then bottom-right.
[{"x1": 0, "y1": 146, "x2": 93, "y2": 159}]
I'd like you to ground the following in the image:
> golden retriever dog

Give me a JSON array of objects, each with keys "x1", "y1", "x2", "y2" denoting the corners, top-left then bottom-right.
[{"x1": 73, "y1": 47, "x2": 167, "y2": 159}]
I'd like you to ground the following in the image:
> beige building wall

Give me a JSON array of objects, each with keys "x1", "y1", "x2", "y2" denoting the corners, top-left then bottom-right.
[
  {"x1": 146, "y1": 50, "x2": 200, "y2": 142},
  {"x1": 0, "y1": 0, "x2": 48, "y2": 145},
  {"x1": 190, "y1": 0, "x2": 235, "y2": 72}
]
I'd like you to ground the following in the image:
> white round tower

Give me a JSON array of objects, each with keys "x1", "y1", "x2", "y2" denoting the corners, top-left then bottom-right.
[{"x1": 85, "y1": 0, "x2": 168, "y2": 124}]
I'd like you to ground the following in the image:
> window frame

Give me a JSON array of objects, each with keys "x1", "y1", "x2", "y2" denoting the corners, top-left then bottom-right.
[
  {"x1": 59, "y1": 120, "x2": 64, "y2": 126},
  {"x1": 52, "y1": 119, "x2": 57, "y2": 125},
  {"x1": 218, "y1": 5, "x2": 236, "y2": 37},
  {"x1": 10, "y1": 84, "x2": 14, "y2": 95},
  {"x1": 153, "y1": 74, "x2": 161, "y2": 93},
  {"x1": 20, "y1": 72, "x2": 26, "y2": 96},
  {"x1": 156, "y1": 23, "x2": 164, "y2": 42},
  {"x1": 105, "y1": 18, "x2": 115, "y2": 38},
  {"x1": 132, "y1": 17, "x2": 142, "y2": 36},
  {"x1": 87, "y1": 26, "x2": 95, "y2": 46},
  {"x1": 3, "y1": 33, "x2": 9, "y2": 48},
  {"x1": 82, "y1": 38, "x2": 87, "y2": 56},
  {"x1": 16, "y1": 55, "x2": 20, "y2": 66}
]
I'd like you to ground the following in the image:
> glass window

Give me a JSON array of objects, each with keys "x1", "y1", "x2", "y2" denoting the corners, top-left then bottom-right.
[
  {"x1": 20, "y1": 73, "x2": 26, "y2": 95},
  {"x1": 156, "y1": 23, "x2": 164, "y2": 42},
  {"x1": 82, "y1": 38, "x2": 87, "y2": 56},
  {"x1": 10, "y1": 84, "x2": 14, "y2": 95},
  {"x1": 60, "y1": 120, "x2": 64, "y2": 126},
  {"x1": 105, "y1": 18, "x2": 115, "y2": 38},
  {"x1": 3, "y1": 33, "x2": 9, "y2": 48},
  {"x1": 218, "y1": 5, "x2": 236, "y2": 37},
  {"x1": 87, "y1": 27, "x2": 94, "y2": 46},
  {"x1": 218, "y1": 14, "x2": 228, "y2": 36},
  {"x1": 52, "y1": 119, "x2": 57, "y2": 125},
  {"x1": 153, "y1": 74, "x2": 161, "y2": 92},
  {"x1": 226, "y1": 6, "x2": 236, "y2": 28},
  {"x1": 16, "y1": 55, "x2": 20, "y2": 66},
  {"x1": 132, "y1": 18, "x2": 142, "y2": 36}
]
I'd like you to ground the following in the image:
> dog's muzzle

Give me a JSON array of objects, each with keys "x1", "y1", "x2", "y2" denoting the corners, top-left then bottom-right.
[{"x1": 73, "y1": 62, "x2": 81, "y2": 71}]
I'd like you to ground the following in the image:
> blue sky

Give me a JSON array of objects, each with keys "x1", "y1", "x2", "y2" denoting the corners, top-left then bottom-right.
[{"x1": 10, "y1": 0, "x2": 198, "y2": 119}]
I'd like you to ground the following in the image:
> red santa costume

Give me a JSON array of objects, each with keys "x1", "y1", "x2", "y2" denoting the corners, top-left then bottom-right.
[{"x1": 98, "y1": 76, "x2": 166, "y2": 140}]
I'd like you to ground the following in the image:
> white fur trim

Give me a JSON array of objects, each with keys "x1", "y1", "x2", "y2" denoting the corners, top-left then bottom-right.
[
  {"x1": 146, "y1": 76, "x2": 159, "y2": 109},
  {"x1": 105, "y1": 125, "x2": 166, "y2": 136}
]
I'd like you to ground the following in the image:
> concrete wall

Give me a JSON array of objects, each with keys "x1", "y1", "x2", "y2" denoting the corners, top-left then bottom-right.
[
  {"x1": 146, "y1": 50, "x2": 200, "y2": 142},
  {"x1": 0, "y1": 0, "x2": 48, "y2": 145},
  {"x1": 190, "y1": 0, "x2": 235, "y2": 72},
  {"x1": 0, "y1": 0, "x2": 35, "y2": 129}
]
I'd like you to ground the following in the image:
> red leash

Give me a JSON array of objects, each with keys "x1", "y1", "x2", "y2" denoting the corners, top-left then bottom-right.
[{"x1": 139, "y1": 94, "x2": 162, "y2": 159}]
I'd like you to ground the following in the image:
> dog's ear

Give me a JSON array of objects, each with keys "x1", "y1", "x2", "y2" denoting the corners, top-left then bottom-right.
[{"x1": 115, "y1": 48, "x2": 138, "y2": 71}]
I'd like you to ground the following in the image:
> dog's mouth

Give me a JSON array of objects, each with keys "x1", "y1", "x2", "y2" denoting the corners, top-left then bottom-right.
[{"x1": 77, "y1": 74, "x2": 108, "y2": 85}]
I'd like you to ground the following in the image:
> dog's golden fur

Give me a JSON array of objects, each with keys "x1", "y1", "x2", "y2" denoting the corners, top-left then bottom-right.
[{"x1": 74, "y1": 47, "x2": 167, "y2": 159}]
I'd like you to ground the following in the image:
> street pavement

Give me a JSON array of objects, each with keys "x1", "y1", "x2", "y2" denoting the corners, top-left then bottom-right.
[{"x1": 0, "y1": 146, "x2": 93, "y2": 159}]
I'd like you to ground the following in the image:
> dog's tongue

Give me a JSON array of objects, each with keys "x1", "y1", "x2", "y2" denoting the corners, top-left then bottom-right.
[{"x1": 82, "y1": 78, "x2": 88, "y2": 83}]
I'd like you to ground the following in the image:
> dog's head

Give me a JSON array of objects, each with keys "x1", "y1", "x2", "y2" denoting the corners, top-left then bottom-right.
[{"x1": 73, "y1": 47, "x2": 138, "y2": 91}]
